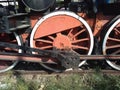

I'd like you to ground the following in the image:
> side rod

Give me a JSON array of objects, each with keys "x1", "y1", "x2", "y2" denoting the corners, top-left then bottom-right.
[
  {"x1": 80, "y1": 55, "x2": 120, "y2": 60},
  {"x1": 0, "y1": 53, "x2": 57, "y2": 64},
  {"x1": 0, "y1": 54, "x2": 119, "y2": 64}
]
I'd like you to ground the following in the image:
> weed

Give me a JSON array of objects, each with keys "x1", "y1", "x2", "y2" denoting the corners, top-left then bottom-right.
[{"x1": 0, "y1": 71, "x2": 120, "y2": 90}]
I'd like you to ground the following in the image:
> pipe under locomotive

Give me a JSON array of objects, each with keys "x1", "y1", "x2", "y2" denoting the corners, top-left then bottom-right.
[{"x1": 0, "y1": 0, "x2": 120, "y2": 73}]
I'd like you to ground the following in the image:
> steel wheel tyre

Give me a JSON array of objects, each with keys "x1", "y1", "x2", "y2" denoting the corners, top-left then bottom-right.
[
  {"x1": 102, "y1": 15, "x2": 120, "y2": 70},
  {"x1": 30, "y1": 11, "x2": 94, "y2": 72},
  {"x1": 0, "y1": 32, "x2": 22, "y2": 73}
]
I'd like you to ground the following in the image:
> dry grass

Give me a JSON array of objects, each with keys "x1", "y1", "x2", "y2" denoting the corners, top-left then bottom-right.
[{"x1": 0, "y1": 70, "x2": 120, "y2": 90}]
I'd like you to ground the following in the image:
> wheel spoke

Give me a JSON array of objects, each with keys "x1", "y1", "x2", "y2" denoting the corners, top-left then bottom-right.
[
  {"x1": 114, "y1": 27, "x2": 120, "y2": 34},
  {"x1": 111, "y1": 49, "x2": 120, "y2": 55},
  {"x1": 67, "y1": 28, "x2": 74, "y2": 36},
  {"x1": 40, "y1": 45, "x2": 53, "y2": 49},
  {"x1": 71, "y1": 29, "x2": 86, "y2": 39},
  {"x1": 48, "y1": 36, "x2": 55, "y2": 40},
  {"x1": 72, "y1": 45, "x2": 89, "y2": 50},
  {"x1": 34, "y1": 39, "x2": 53, "y2": 44},
  {"x1": 72, "y1": 38, "x2": 89, "y2": 43},
  {"x1": 106, "y1": 45, "x2": 120, "y2": 49},
  {"x1": 108, "y1": 37, "x2": 120, "y2": 43}
]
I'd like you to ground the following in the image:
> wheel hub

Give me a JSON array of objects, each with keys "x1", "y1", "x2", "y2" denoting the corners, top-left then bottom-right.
[{"x1": 53, "y1": 33, "x2": 71, "y2": 49}]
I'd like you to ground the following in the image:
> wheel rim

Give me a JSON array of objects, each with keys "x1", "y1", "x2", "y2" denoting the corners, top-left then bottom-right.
[
  {"x1": 0, "y1": 32, "x2": 22, "y2": 73},
  {"x1": 30, "y1": 11, "x2": 94, "y2": 72},
  {"x1": 102, "y1": 18, "x2": 120, "y2": 70}
]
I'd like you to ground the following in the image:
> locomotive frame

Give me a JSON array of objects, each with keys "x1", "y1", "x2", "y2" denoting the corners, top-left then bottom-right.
[{"x1": 0, "y1": 0, "x2": 119, "y2": 73}]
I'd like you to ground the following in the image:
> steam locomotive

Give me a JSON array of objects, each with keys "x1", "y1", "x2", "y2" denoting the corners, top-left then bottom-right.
[{"x1": 0, "y1": 0, "x2": 120, "y2": 73}]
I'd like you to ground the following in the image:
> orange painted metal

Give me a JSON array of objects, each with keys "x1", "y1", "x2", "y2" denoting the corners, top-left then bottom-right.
[
  {"x1": 53, "y1": 33, "x2": 71, "y2": 49},
  {"x1": 78, "y1": 13, "x2": 115, "y2": 37},
  {"x1": 93, "y1": 13, "x2": 114, "y2": 36},
  {"x1": 34, "y1": 15, "x2": 81, "y2": 39},
  {"x1": 30, "y1": 15, "x2": 42, "y2": 28}
]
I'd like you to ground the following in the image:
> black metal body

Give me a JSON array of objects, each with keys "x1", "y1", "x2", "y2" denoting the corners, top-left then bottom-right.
[
  {"x1": 0, "y1": 13, "x2": 30, "y2": 33},
  {"x1": 22, "y1": 0, "x2": 56, "y2": 12}
]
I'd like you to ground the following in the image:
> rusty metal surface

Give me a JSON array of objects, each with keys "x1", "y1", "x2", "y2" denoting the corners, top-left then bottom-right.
[
  {"x1": 0, "y1": 54, "x2": 56, "y2": 64},
  {"x1": 79, "y1": 55, "x2": 120, "y2": 60},
  {"x1": 0, "y1": 54, "x2": 119, "y2": 63}
]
